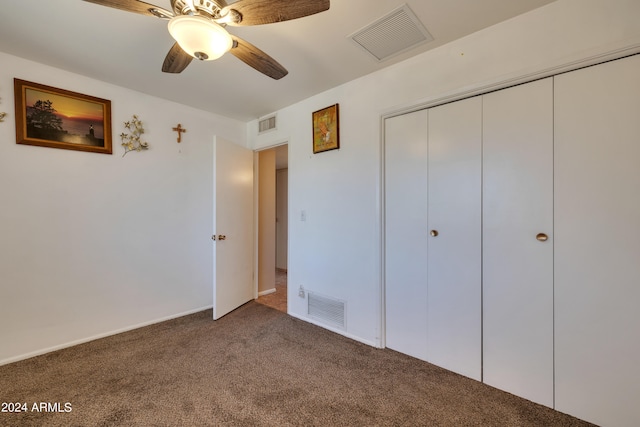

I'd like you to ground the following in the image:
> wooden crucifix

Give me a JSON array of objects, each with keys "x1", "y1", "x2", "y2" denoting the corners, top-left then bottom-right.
[{"x1": 172, "y1": 123, "x2": 187, "y2": 143}]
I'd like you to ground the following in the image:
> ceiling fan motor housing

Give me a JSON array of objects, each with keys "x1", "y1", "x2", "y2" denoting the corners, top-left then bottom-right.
[
  {"x1": 171, "y1": 0, "x2": 242, "y2": 24},
  {"x1": 172, "y1": 0, "x2": 220, "y2": 18}
]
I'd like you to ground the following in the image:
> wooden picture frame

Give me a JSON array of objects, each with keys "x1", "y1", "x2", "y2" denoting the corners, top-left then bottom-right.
[
  {"x1": 312, "y1": 103, "x2": 339, "y2": 154},
  {"x1": 14, "y1": 79, "x2": 112, "y2": 154}
]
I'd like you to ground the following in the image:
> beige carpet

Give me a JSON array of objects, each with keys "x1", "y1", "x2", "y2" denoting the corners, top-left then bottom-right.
[{"x1": 0, "y1": 302, "x2": 593, "y2": 426}]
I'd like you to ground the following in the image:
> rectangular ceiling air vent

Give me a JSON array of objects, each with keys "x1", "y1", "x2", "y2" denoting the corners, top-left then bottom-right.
[
  {"x1": 349, "y1": 4, "x2": 433, "y2": 62},
  {"x1": 308, "y1": 292, "x2": 346, "y2": 330},
  {"x1": 258, "y1": 114, "x2": 276, "y2": 134}
]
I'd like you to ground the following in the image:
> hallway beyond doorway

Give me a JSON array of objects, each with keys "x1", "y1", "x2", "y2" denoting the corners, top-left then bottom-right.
[{"x1": 256, "y1": 269, "x2": 287, "y2": 313}]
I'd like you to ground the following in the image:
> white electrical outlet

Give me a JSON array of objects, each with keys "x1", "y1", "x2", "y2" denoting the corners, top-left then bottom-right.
[{"x1": 298, "y1": 285, "x2": 305, "y2": 298}]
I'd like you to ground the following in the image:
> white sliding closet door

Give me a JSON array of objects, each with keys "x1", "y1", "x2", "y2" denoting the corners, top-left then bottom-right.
[
  {"x1": 426, "y1": 97, "x2": 482, "y2": 380},
  {"x1": 384, "y1": 110, "x2": 429, "y2": 361},
  {"x1": 482, "y1": 78, "x2": 554, "y2": 407},
  {"x1": 555, "y1": 55, "x2": 640, "y2": 427}
]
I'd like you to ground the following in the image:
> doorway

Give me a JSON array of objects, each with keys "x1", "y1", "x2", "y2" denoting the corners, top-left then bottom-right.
[{"x1": 255, "y1": 144, "x2": 288, "y2": 313}]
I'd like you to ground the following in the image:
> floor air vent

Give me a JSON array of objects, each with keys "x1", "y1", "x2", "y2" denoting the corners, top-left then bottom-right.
[
  {"x1": 308, "y1": 292, "x2": 346, "y2": 329},
  {"x1": 348, "y1": 4, "x2": 433, "y2": 62}
]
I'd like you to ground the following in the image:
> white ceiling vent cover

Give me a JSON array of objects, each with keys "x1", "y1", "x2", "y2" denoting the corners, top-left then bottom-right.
[
  {"x1": 349, "y1": 4, "x2": 433, "y2": 62},
  {"x1": 308, "y1": 292, "x2": 346, "y2": 330}
]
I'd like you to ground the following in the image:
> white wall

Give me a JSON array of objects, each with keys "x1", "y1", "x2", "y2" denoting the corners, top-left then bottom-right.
[
  {"x1": 248, "y1": 0, "x2": 640, "y2": 346},
  {"x1": 0, "y1": 52, "x2": 246, "y2": 365}
]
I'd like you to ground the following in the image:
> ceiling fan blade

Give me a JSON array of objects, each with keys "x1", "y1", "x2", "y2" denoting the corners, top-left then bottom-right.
[
  {"x1": 229, "y1": 36, "x2": 288, "y2": 80},
  {"x1": 162, "y1": 43, "x2": 193, "y2": 74},
  {"x1": 82, "y1": 0, "x2": 173, "y2": 19},
  {"x1": 223, "y1": 0, "x2": 329, "y2": 26}
]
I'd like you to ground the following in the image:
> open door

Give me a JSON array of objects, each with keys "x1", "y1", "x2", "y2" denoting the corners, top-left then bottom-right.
[{"x1": 213, "y1": 137, "x2": 254, "y2": 320}]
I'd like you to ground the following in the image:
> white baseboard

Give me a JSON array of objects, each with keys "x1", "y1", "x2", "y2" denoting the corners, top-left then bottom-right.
[
  {"x1": 258, "y1": 288, "x2": 276, "y2": 297},
  {"x1": 0, "y1": 305, "x2": 213, "y2": 367}
]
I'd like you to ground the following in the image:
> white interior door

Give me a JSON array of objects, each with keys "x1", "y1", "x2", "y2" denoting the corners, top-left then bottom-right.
[
  {"x1": 427, "y1": 96, "x2": 482, "y2": 380},
  {"x1": 482, "y1": 78, "x2": 554, "y2": 407},
  {"x1": 213, "y1": 137, "x2": 254, "y2": 320},
  {"x1": 554, "y1": 55, "x2": 640, "y2": 427},
  {"x1": 384, "y1": 110, "x2": 429, "y2": 361}
]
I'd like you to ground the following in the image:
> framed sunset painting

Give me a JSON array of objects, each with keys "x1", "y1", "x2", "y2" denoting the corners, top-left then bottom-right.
[{"x1": 14, "y1": 79, "x2": 112, "y2": 154}]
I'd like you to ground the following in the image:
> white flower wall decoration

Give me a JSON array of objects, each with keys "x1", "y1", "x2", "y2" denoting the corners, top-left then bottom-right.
[
  {"x1": 0, "y1": 95, "x2": 7, "y2": 122},
  {"x1": 120, "y1": 115, "x2": 149, "y2": 156}
]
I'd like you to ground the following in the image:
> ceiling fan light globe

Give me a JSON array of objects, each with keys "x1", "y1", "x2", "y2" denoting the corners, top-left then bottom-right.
[{"x1": 168, "y1": 15, "x2": 232, "y2": 61}]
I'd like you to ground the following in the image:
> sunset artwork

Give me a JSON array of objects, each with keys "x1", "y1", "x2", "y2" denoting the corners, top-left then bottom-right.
[
  {"x1": 14, "y1": 79, "x2": 112, "y2": 154},
  {"x1": 26, "y1": 88, "x2": 104, "y2": 141}
]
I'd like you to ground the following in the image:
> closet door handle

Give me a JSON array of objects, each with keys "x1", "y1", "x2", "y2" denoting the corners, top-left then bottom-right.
[
  {"x1": 536, "y1": 233, "x2": 548, "y2": 242},
  {"x1": 430, "y1": 230, "x2": 439, "y2": 237}
]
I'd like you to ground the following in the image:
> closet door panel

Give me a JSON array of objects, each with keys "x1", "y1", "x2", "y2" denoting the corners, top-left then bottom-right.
[
  {"x1": 555, "y1": 55, "x2": 640, "y2": 427},
  {"x1": 384, "y1": 110, "x2": 429, "y2": 361},
  {"x1": 482, "y1": 78, "x2": 554, "y2": 407},
  {"x1": 427, "y1": 97, "x2": 482, "y2": 380}
]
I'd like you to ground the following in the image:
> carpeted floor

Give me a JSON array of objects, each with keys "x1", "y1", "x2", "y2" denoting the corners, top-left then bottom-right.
[{"x1": 0, "y1": 302, "x2": 594, "y2": 426}]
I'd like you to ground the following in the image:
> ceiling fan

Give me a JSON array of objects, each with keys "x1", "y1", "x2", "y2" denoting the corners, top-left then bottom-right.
[{"x1": 83, "y1": 0, "x2": 330, "y2": 79}]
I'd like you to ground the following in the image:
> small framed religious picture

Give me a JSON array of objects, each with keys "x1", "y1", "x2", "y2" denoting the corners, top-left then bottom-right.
[{"x1": 312, "y1": 103, "x2": 339, "y2": 154}]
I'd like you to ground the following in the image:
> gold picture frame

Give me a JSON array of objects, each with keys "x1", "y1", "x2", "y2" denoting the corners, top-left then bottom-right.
[
  {"x1": 14, "y1": 78, "x2": 112, "y2": 154},
  {"x1": 312, "y1": 103, "x2": 339, "y2": 154}
]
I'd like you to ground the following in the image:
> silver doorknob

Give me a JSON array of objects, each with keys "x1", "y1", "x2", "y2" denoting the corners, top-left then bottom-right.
[
  {"x1": 536, "y1": 233, "x2": 548, "y2": 242},
  {"x1": 430, "y1": 230, "x2": 439, "y2": 237}
]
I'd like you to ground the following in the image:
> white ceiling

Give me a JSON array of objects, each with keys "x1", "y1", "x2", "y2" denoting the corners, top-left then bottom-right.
[{"x1": 0, "y1": 0, "x2": 555, "y2": 122}]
